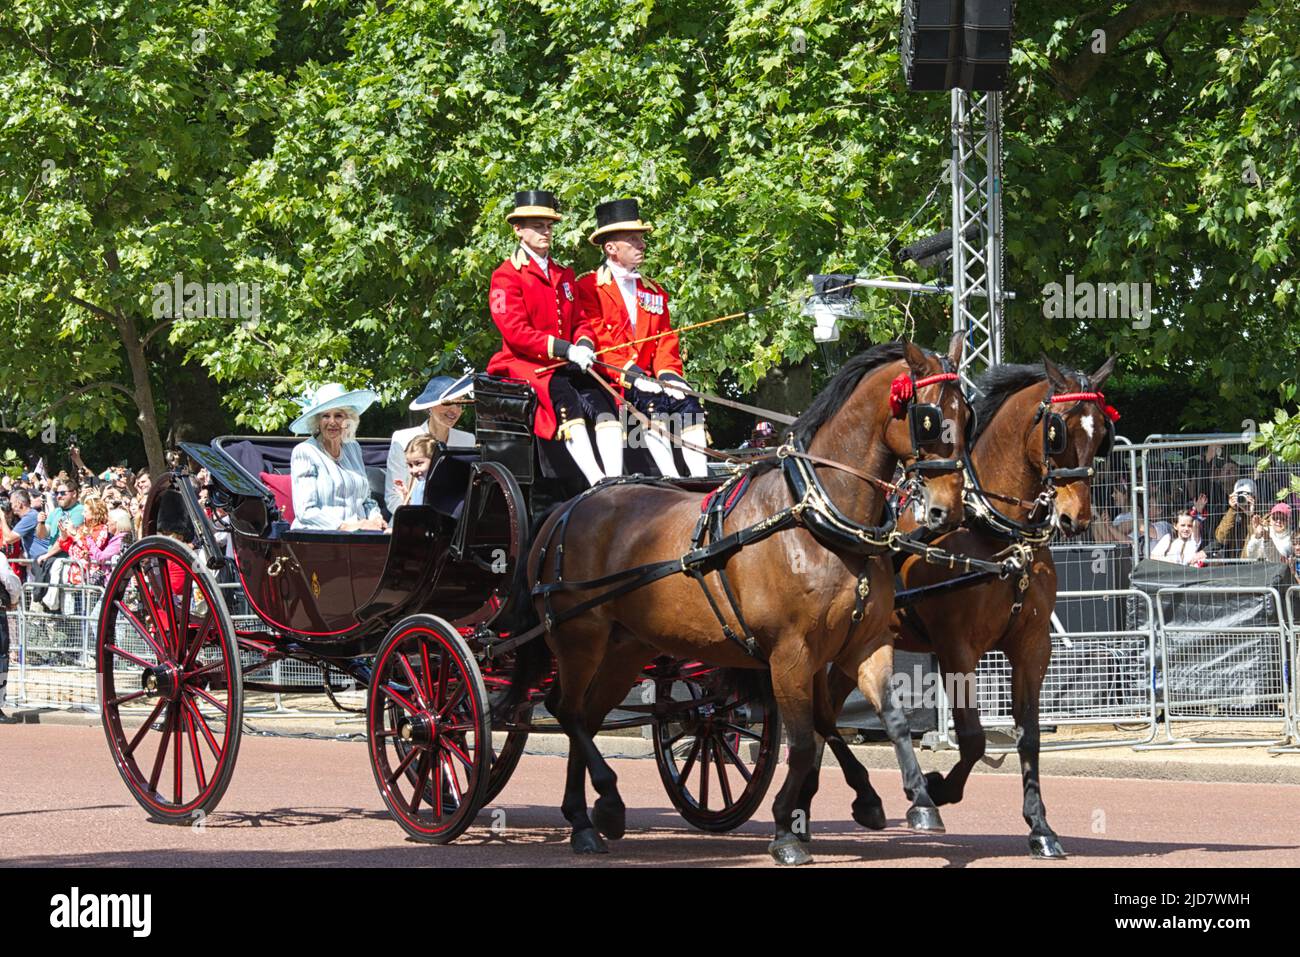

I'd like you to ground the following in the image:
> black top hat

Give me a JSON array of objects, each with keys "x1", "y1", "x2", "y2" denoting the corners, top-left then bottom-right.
[
  {"x1": 589, "y1": 197, "x2": 653, "y2": 245},
  {"x1": 506, "y1": 189, "x2": 563, "y2": 223}
]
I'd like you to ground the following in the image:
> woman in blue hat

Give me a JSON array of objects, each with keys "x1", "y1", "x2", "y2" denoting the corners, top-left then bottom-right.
[
  {"x1": 384, "y1": 373, "x2": 476, "y2": 514},
  {"x1": 289, "y1": 384, "x2": 388, "y2": 531}
]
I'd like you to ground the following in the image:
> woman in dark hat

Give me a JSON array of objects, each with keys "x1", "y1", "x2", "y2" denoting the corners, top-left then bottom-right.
[
  {"x1": 485, "y1": 189, "x2": 619, "y2": 486},
  {"x1": 385, "y1": 373, "x2": 476, "y2": 514}
]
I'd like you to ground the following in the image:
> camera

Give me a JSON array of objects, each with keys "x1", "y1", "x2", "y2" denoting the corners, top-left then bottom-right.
[
  {"x1": 0, "y1": 494, "x2": 10, "y2": 513},
  {"x1": 66, "y1": 433, "x2": 80, "y2": 451}
]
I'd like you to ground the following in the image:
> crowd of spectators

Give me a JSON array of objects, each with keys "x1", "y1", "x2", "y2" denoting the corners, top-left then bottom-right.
[
  {"x1": 1089, "y1": 444, "x2": 1299, "y2": 580},
  {"x1": 0, "y1": 445, "x2": 152, "y2": 614}
]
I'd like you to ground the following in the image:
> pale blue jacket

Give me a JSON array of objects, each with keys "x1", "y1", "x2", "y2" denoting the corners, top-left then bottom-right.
[{"x1": 290, "y1": 438, "x2": 381, "y2": 530}]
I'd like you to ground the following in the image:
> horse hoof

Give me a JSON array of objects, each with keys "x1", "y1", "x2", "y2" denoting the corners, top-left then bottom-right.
[
  {"x1": 571, "y1": 828, "x2": 609, "y2": 855},
  {"x1": 852, "y1": 802, "x2": 887, "y2": 831},
  {"x1": 1029, "y1": 834, "x2": 1067, "y2": 859},
  {"x1": 768, "y1": 835, "x2": 813, "y2": 866},
  {"x1": 592, "y1": 796, "x2": 626, "y2": 841},
  {"x1": 906, "y1": 805, "x2": 946, "y2": 833}
]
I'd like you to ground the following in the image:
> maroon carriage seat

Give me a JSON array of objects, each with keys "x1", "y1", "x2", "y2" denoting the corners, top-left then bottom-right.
[{"x1": 259, "y1": 472, "x2": 295, "y2": 524}]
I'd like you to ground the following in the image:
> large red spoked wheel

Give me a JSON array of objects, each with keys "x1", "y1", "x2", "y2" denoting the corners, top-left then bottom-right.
[
  {"x1": 653, "y1": 666, "x2": 781, "y2": 833},
  {"x1": 98, "y1": 536, "x2": 243, "y2": 824},
  {"x1": 368, "y1": 615, "x2": 491, "y2": 843}
]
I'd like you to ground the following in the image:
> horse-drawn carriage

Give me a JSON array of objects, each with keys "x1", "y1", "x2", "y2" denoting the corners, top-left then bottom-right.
[
  {"x1": 97, "y1": 340, "x2": 1116, "y2": 863},
  {"x1": 96, "y1": 374, "x2": 780, "y2": 843}
]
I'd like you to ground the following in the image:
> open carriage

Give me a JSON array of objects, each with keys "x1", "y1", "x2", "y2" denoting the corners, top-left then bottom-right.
[{"x1": 96, "y1": 375, "x2": 780, "y2": 843}]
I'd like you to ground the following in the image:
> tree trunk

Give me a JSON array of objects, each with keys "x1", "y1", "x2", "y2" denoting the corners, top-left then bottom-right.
[{"x1": 114, "y1": 311, "x2": 167, "y2": 476}]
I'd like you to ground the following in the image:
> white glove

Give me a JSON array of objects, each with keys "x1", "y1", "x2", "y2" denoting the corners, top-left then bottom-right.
[
  {"x1": 632, "y1": 375, "x2": 662, "y2": 394},
  {"x1": 567, "y1": 343, "x2": 596, "y2": 372},
  {"x1": 662, "y1": 381, "x2": 687, "y2": 400}
]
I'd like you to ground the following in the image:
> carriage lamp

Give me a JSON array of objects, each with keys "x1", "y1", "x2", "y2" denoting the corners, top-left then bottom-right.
[{"x1": 803, "y1": 273, "x2": 861, "y2": 342}]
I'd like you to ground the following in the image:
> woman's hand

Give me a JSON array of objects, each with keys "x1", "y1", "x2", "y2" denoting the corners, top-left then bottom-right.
[{"x1": 358, "y1": 516, "x2": 388, "y2": 532}]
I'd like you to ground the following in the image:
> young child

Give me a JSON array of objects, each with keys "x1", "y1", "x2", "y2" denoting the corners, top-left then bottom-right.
[{"x1": 393, "y1": 435, "x2": 435, "y2": 507}]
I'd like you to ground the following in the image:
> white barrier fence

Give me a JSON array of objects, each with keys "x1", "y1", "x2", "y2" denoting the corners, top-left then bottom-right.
[{"x1": 1136, "y1": 586, "x2": 1291, "y2": 749}]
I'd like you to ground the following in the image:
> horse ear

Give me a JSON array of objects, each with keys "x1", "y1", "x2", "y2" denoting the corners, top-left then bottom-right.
[
  {"x1": 903, "y1": 340, "x2": 928, "y2": 376},
  {"x1": 1041, "y1": 353, "x2": 1071, "y2": 391},
  {"x1": 947, "y1": 330, "x2": 965, "y2": 368},
  {"x1": 1090, "y1": 355, "x2": 1117, "y2": 388}
]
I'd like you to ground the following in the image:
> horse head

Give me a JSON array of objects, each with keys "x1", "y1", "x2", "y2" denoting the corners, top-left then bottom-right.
[
  {"x1": 884, "y1": 334, "x2": 970, "y2": 531},
  {"x1": 1038, "y1": 354, "x2": 1118, "y2": 536}
]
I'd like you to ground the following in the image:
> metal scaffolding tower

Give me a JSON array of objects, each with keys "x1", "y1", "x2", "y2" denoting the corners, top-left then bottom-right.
[{"x1": 950, "y1": 89, "x2": 1006, "y2": 393}]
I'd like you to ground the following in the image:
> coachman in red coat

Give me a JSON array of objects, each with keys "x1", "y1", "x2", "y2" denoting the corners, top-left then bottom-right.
[
  {"x1": 486, "y1": 190, "x2": 619, "y2": 486},
  {"x1": 575, "y1": 198, "x2": 710, "y2": 477}
]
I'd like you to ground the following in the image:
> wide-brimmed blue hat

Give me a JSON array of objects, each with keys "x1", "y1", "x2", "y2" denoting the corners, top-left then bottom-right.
[
  {"x1": 289, "y1": 383, "x2": 379, "y2": 435},
  {"x1": 410, "y1": 373, "x2": 475, "y2": 411}
]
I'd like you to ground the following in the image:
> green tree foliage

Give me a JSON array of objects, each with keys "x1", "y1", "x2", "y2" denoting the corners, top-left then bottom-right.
[
  {"x1": 2, "y1": 0, "x2": 1296, "y2": 452},
  {"x1": 0, "y1": 0, "x2": 280, "y2": 471}
]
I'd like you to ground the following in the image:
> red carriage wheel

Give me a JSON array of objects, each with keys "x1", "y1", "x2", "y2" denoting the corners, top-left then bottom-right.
[
  {"x1": 653, "y1": 667, "x2": 781, "y2": 833},
  {"x1": 97, "y1": 535, "x2": 243, "y2": 824},
  {"x1": 367, "y1": 615, "x2": 491, "y2": 843}
]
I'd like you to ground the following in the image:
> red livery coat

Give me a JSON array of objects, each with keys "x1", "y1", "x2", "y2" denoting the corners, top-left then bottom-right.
[
  {"x1": 486, "y1": 246, "x2": 597, "y2": 439},
  {"x1": 574, "y1": 264, "x2": 685, "y2": 388}
]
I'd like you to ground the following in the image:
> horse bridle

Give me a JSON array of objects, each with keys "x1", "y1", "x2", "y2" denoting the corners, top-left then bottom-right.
[
  {"x1": 1030, "y1": 379, "x2": 1119, "y2": 487},
  {"x1": 892, "y1": 355, "x2": 972, "y2": 492}
]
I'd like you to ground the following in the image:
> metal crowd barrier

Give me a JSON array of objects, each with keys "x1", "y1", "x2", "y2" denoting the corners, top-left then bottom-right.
[
  {"x1": 4, "y1": 563, "x2": 1297, "y2": 754},
  {"x1": 11, "y1": 581, "x2": 104, "y2": 711},
  {"x1": 1136, "y1": 586, "x2": 1292, "y2": 749},
  {"x1": 1270, "y1": 587, "x2": 1300, "y2": 754},
  {"x1": 934, "y1": 589, "x2": 1158, "y2": 752}
]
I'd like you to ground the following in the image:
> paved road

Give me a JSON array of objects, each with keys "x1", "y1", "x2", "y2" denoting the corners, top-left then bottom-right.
[{"x1": 3, "y1": 725, "x2": 1297, "y2": 867}]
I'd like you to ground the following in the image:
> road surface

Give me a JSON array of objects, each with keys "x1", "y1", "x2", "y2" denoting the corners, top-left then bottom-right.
[{"x1": 3, "y1": 724, "x2": 1297, "y2": 867}]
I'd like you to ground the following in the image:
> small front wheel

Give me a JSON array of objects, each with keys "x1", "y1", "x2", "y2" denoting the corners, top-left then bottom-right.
[
  {"x1": 367, "y1": 615, "x2": 491, "y2": 843},
  {"x1": 653, "y1": 667, "x2": 781, "y2": 832}
]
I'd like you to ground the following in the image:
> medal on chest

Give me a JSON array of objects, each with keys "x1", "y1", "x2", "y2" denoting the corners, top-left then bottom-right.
[
  {"x1": 637, "y1": 290, "x2": 664, "y2": 315},
  {"x1": 561, "y1": 280, "x2": 574, "y2": 302}
]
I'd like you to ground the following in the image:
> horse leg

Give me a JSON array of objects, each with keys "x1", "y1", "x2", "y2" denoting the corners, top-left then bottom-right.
[
  {"x1": 578, "y1": 633, "x2": 655, "y2": 843},
  {"x1": 856, "y1": 638, "x2": 944, "y2": 832},
  {"x1": 547, "y1": 625, "x2": 615, "y2": 855},
  {"x1": 920, "y1": 649, "x2": 986, "y2": 807},
  {"x1": 815, "y1": 666, "x2": 887, "y2": 831},
  {"x1": 767, "y1": 656, "x2": 820, "y2": 866},
  {"x1": 1005, "y1": 633, "x2": 1066, "y2": 859}
]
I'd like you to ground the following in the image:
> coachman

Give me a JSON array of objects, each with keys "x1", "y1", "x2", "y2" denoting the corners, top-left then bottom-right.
[
  {"x1": 575, "y1": 198, "x2": 710, "y2": 477},
  {"x1": 486, "y1": 190, "x2": 621, "y2": 485}
]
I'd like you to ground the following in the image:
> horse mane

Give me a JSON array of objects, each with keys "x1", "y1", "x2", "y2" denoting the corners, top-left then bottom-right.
[
  {"x1": 791, "y1": 341, "x2": 907, "y2": 445},
  {"x1": 748, "y1": 341, "x2": 906, "y2": 476},
  {"x1": 972, "y1": 361, "x2": 1084, "y2": 444}
]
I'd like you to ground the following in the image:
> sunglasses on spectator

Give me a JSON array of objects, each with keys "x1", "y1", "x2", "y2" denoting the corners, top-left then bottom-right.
[{"x1": 56, "y1": 489, "x2": 72, "y2": 496}]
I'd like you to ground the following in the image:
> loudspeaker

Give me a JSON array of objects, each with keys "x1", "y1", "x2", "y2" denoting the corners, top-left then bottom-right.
[
  {"x1": 959, "y1": 0, "x2": 1014, "y2": 92},
  {"x1": 900, "y1": 0, "x2": 960, "y2": 91},
  {"x1": 901, "y1": 0, "x2": 1015, "y2": 93}
]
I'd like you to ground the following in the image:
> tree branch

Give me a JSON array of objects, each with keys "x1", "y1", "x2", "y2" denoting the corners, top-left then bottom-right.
[
  {"x1": 1050, "y1": 0, "x2": 1257, "y2": 99},
  {"x1": 1, "y1": 382, "x2": 135, "y2": 433},
  {"x1": 58, "y1": 292, "x2": 117, "y2": 323},
  {"x1": 141, "y1": 317, "x2": 176, "y2": 347}
]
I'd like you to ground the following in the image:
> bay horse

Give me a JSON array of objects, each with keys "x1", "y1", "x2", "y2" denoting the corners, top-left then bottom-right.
[
  {"x1": 520, "y1": 337, "x2": 971, "y2": 864},
  {"x1": 812, "y1": 355, "x2": 1117, "y2": 858}
]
